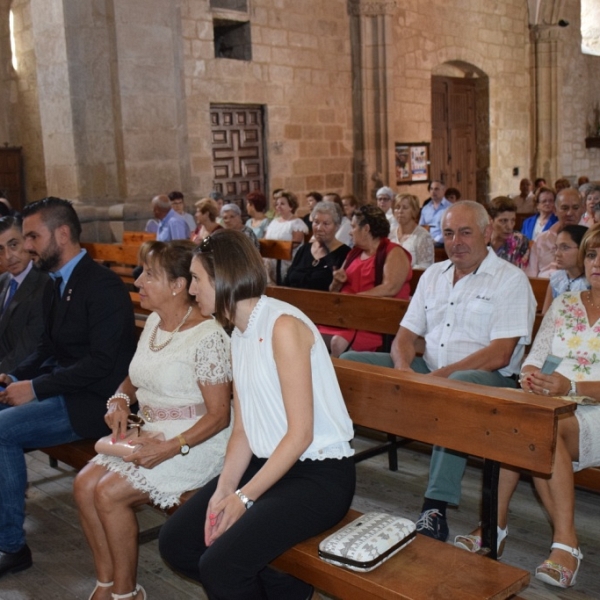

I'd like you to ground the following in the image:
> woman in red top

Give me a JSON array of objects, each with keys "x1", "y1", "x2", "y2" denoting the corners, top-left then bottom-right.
[{"x1": 319, "y1": 205, "x2": 412, "y2": 357}]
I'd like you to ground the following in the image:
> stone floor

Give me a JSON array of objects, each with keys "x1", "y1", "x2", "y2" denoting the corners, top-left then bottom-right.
[{"x1": 0, "y1": 439, "x2": 599, "y2": 599}]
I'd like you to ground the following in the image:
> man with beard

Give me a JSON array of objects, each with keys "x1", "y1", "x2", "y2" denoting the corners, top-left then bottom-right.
[
  {"x1": 0, "y1": 216, "x2": 50, "y2": 373},
  {"x1": 0, "y1": 197, "x2": 136, "y2": 577}
]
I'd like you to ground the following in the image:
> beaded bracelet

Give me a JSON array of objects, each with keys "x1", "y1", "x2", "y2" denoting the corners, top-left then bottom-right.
[{"x1": 106, "y1": 392, "x2": 131, "y2": 410}]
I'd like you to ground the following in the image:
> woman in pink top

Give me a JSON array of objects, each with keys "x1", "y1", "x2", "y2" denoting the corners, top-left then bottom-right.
[{"x1": 319, "y1": 205, "x2": 412, "y2": 357}]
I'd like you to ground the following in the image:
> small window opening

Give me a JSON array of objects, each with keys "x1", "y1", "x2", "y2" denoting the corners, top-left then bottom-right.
[{"x1": 214, "y1": 20, "x2": 252, "y2": 61}]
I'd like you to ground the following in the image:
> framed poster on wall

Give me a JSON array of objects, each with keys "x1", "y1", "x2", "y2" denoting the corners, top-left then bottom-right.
[{"x1": 395, "y1": 143, "x2": 430, "y2": 184}]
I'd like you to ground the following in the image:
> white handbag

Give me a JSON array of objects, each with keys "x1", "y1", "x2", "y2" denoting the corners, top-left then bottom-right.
[{"x1": 318, "y1": 512, "x2": 416, "y2": 572}]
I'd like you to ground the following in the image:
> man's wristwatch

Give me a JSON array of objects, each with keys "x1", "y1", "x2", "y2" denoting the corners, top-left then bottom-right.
[
  {"x1": 177, "y1": 434, "x2": 190, "y2": 456},
  {"x1": 567, "y1": 380, "x2": 578, "y2": 397},
  {"x1": 235, "y1": 489, "x2": 254, "y2": 510}
]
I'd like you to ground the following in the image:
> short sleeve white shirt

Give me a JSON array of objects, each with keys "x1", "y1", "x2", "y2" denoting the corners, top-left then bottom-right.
[{"x1": 401, "y1": 248, "x2": 536, "y2": 376}]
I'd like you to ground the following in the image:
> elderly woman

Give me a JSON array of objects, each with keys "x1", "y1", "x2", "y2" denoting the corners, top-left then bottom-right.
[
  {"x1": 159, "y1": 230, "x2": 355, "y2": 600},
  {"x1": 74, "y1": 241, "x2": 232, "y2": 600},
  {"x1": 579, "y1": 184, "x2": 600, "y2": 227},
  {"x1": 245, "y1": 191, "x2": 270, "y2": 239},
  {"x1": 284, "y1": 201, "x2": 351, "y2": 291},
  {"x1": 376, "y1": 186, "x2": 398, "y2": 231},
  {"x1": 456, "y1": 224, "x2": 600, "y2": 589},
  {"x1": 192, "y1": 198, "x2": 222, "y2": 243},
  {"x1": 389, "y1": 193, "x2": 434, "y2": 269},
  {"x1": 221, "y1": 203, "x2": 259, "y2": 249},
  {"x1": 263, "y1": 190, "x2": 309, "y2": 284},
  {"x1": 318, "y1": 205, "x2": 412, "y2": 357},
  {"x1": 521, "y1": 186, "x2": 558, "y2": 241},
  {"x1": 487, "y1": 196, "x2": 531, "y2": 269},
  {"x1": 341, "y1": 194, "x2": 361, "y2": 219}
]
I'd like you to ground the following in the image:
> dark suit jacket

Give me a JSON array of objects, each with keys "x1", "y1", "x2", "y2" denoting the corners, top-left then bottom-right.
[
  {"x1": 0, "y1": 266, "x2": 50, "y2": 373},
  {"x1": 11, "y1": 252, "x2": 137, "y2": 438}
]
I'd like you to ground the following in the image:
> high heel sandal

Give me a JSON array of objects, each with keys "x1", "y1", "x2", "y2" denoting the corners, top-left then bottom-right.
[
  {"x1": 89, "y1": 580, "x2": 113, "y2": 600},
  {"x1": 111, "y1": 584, "x2": 147, "y2": 600},
  {"x1": 535, "y1": 543, "x2": 583, "y2": 588},
  {"x1": 454, "y1": 525, "x2": 508, "y2": 558}
]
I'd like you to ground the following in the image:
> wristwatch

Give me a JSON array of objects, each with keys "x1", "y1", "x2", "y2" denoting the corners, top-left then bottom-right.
[
  {"x1": 177, "y1": 433, "x2": 190, "y2": 456},
  {"x1": 235, "y1": 489, "x2": 254, "y2": 510},
  {"x1": 568, "y1": 380, "x2": 578, "y2": 397}
]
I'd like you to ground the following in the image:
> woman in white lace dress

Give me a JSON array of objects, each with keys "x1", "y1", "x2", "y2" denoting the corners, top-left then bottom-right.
[
  {"x1": 455, "y1": 224, "x2": 600, "y2": 589},
  {"x1": 159, "y1": 230, "x2": 355, "y2": 600},
  {"x1": 74, "y1": 240, "x2": 232, "y2": 600}
]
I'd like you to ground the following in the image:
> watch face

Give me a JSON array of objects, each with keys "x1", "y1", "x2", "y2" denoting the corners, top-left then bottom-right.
[{"x1": 181, "y1": 444, "x2": 190, "y2": 455}]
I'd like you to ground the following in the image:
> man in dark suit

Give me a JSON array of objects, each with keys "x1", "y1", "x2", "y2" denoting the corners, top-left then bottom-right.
[
  {"x1": 0, "y1": 197, "x2": 137, "y2": 577},
  {"x1": 0, "y1": 217, "x2": 50, "y2": 373}
]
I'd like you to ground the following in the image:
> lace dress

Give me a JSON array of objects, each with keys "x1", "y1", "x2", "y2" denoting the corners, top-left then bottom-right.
[
  {"x1": 92, "y1": 313, "x2": 232, "y2": 508},
  {"x1": 523, "y1": 292, "x2": 600, "y2": 470}
]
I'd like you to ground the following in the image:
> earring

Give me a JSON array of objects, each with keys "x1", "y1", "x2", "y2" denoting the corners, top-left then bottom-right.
[{"x1": 172, "y1": 291, "x2": 176, "y2": 296}]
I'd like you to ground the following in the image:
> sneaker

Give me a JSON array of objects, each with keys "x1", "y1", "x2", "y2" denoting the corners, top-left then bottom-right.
[{"x1": 415, "y1": 508, "x2": 449, "y2": 542}]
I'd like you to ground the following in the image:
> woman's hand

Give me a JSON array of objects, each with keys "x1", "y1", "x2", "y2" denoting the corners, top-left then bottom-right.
[
  {"x1": 522, "y1": 369, "x2": 571, "y2": 396},
  {"x1": 105, "y1": 399, "x2": 131, "y2": 441},
  {"x1": 330, "y1": 267, "x2": 347, "y2": 291},
  {"x1": 204, "y1": 489, "x2": 245, "y2": 546},
  {"x1": 123, "y1": 437, "x2": 178, "y2": 470}
]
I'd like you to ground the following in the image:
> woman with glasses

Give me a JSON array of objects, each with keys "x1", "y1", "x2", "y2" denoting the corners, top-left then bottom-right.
[
  {"x1": 159, "y1": 230, "x2": 355, "y2": 600},
  {"x1": 74, "y1": 241, "x2": 232, "y2": 600},
  {"x1": 541, "y1": 225, "x2": 589, "y2": 314},
  {"x1": 521, "y1": 187, "x2": 558, "y2": 241}
]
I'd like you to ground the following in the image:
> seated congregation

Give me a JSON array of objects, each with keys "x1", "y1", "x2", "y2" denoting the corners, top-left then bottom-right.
[{"x1": 2, "y1": 188, "x2": 600, "y2": 599}]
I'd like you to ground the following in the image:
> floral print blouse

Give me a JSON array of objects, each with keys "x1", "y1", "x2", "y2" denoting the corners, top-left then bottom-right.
[{"x1": 493, "y1": 232, "x2": 531, "y2": 270}]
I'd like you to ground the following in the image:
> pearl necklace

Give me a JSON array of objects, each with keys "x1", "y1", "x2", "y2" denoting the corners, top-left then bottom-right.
[
  {"x1": 587, "y1": 291, "x2": 600, "y2": 310},
  {"x1": 148, "y1": 306, "x2": 193, "y2": 352}
]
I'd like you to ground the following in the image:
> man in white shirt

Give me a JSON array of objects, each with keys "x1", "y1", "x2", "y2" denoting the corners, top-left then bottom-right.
[
  {"x1": 418, "y1": 180, "x2": 451, "y2": 245},
  {"x1": 342, "y1": 201, "x2": 536, "y2": 541}
]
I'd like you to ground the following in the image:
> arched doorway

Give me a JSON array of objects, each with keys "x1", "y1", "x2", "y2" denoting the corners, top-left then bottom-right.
[{"x1": 431, "y1": 62, "x2": 489, "y2": 203}]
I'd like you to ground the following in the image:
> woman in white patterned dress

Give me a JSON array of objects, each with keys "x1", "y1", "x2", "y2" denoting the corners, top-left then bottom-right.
[
  {"x1": 74, "y1": 240, "x2": 232, "y2": 600},
  {"x1": 455, "y1": 224, "x2": 600, "y2": 589}
]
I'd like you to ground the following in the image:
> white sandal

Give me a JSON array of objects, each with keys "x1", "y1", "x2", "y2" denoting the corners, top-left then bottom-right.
[
  {"x1": 535, "y1": 543, "x2": 583, "y2": 588},
  {"x1": 454, "y1": 525, "x2": 508, "y2": 558},
  {"x1": 111, "y1": 584, "x2": 147, "y2": 599},
  {"x1": 89, "y1": 580, "x2": 113, "y2": 600}
]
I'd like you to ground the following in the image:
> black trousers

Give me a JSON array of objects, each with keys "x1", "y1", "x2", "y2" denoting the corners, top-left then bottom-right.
[{"x1": 159, "y1": 455, "x2": 355, "y2": 600}]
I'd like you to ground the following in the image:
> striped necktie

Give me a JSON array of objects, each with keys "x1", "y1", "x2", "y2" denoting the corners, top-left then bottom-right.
[{"x1": 1, "y1": 278, "x2": 18, "y2": 316}]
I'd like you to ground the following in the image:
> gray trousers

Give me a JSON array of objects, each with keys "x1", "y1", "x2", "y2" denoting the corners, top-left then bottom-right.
[{"x1": 340, "y1": 351, "x2": 517, "y2": 505}]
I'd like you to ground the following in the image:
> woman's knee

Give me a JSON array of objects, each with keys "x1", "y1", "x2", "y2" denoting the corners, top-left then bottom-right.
[{"x1": 73, "y1": 464, "x2": 102, "y2": 509}]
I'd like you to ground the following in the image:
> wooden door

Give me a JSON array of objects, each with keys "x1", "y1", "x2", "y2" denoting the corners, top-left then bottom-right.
[
  {"x1": 0, "y1": 147, "x2": 24, "y2": 212},
  {"x1": 431, "y1": 77, "x2": 476, "y2": 201},
  {"x1": 210, "y1": 105, "x2": 265, "y2": 210}
]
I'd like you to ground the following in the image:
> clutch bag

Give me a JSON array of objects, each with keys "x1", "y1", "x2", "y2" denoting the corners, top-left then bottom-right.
[
  {"x1": 94, "y1": 428, "x2": 165, "y2": 458},
  {"x1": 318, "y1": 512, "x2": 416, "y2": 572}
]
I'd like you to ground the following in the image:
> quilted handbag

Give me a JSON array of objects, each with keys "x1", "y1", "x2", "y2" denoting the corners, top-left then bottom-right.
[{"x1": 318, "y1": 512, "x2": 416, "y2": 572}]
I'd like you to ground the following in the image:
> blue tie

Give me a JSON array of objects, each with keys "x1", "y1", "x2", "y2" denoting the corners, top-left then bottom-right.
[{"x1": 1, "y1": 279, "x2": 18, "y2": 315}]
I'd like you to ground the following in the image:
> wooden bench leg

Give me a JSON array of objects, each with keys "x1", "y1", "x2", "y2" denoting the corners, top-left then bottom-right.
[
  {"x1": 138, "y1": 525, "x2": 162, "y2": 545},
  {"x1": 481, "y1": 458, "x2": 500, "y2": 560},
  {"x1": 49, "y1": 456, "x2": 58, "y2": 469}
]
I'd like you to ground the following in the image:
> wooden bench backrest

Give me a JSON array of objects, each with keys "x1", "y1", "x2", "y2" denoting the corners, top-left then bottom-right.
[
  {"x1": 82, "y1": 242, "x2": 141, "y2": 266},
  {"x1": 259, "y1": 239, "x2": 294, "y2": 260},
  {"x1": 123, "y1": 231, "x2": 156, "y2": 244},
  {"x1": 333, "y1": 358, "x2": 574, "y2": 473}
]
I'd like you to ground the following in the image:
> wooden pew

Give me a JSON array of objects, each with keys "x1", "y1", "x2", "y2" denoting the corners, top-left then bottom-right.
[
  {"x1": 122, "y1": 231, "x2": 156, "y2": 244},
  {"x1": 258, "y1": 239, "x2": 294, "y2": 260}
]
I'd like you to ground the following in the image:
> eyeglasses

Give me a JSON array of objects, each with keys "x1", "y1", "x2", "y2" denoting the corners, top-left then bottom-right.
[
  {"x1": 199, "y1": 236, "x2": 213, "y2": 253},
  {"x1": 554, "y1": 244, "x2": 578, "y2": 253}
]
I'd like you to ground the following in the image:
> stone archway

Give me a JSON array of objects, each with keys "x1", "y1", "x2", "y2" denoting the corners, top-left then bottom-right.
[{"x1": 431, "y1": 61, "x2": 490, "y2": 203}]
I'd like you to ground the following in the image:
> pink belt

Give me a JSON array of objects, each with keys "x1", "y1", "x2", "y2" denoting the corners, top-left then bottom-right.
[{"x1": 140, "y1": 403, "x2": 206, "y2": 422}]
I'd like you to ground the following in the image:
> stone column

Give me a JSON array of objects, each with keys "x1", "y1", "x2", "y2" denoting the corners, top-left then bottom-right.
[{"x1": 348, "y1": 0, "x2": 397, "y2": 202}]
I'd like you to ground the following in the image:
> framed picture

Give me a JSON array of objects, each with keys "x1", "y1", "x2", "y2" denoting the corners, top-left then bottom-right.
[{"x1": 395, "y1": 143, "x2": 430, "y2": 184}]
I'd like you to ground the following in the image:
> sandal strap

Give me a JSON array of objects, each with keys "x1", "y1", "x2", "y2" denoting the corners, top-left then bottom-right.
[
  {"x1": 96, "y1": 581, "x2": 114, "y2": 588},
  {"x1": 550, "y1": 542, "x2": 583, "y2": 560},
  {"x1": 111, "y1": 585, "x2": 143, "y2": 600}
]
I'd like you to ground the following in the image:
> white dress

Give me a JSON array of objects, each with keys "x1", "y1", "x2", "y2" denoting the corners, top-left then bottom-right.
[
  {"x1": 92, "y1": 313, "x2": 232, "y2": 508},
  {"x1": 264, "y1": 217, "x2": 308, "y2": 283},
  {"x1": 523, "y1": 291, "x2": 600, "y2": 471}
]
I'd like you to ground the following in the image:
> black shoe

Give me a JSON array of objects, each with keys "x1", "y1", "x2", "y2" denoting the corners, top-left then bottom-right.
[
  {"x1": 415, "y1": 509, "x2": 449, "y2": 542},
  {"x1": 0, "y1": 544, "x2": 32, "y2": 578}
]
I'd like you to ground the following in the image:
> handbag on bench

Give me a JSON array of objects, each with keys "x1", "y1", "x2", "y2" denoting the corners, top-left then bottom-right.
[
  {"x1": 318, "y1": 512, "x2": 416, "y2": 572},
  {"x1": 94, "y1": 414, "x2": 165, "y2": 458}
]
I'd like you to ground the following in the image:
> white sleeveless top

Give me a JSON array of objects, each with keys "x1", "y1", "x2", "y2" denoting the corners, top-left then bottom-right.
[{"x1": 231, "y1": 296, "x2": 354, "y2": 461}]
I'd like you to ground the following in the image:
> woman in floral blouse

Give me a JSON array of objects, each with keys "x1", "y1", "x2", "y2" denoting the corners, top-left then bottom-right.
[
  {"x1": 455, "y1": 224, "x2": 600, "y2": 589},
  {"x1": 487, "y1": 196, "x2": 531, "y2": 269}
]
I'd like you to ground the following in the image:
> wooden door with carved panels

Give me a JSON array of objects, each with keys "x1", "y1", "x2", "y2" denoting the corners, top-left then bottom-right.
[{"x1": 210, "y1": 104, "x2": 266, "y2": 211}]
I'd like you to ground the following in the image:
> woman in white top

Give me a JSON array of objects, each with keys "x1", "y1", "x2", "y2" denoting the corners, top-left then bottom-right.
[
  {"x1": 389, "y1": 193, "x2": 434, "y2": 269},
  {"x1": 159, "y1": 230, "x2": 355, "y2": 600},
  {"x1": 263, "y1": 190, "x2": 308, "y2": 283}
]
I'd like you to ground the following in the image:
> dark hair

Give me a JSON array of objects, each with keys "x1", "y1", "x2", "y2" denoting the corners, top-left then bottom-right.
[
  {"x1": 272, "y1": 188, "x2": 284, "y2": 198},
  {"x1": 168, "y1": 191, "x2": 184, "y2": 201},
  {"x1": 341, "y1": 194, "x2": 360, "y2": 209},
  {"x1": 534, "y1": 186, "x2": 556, "y2": 204},
  {"x1": 193, "y1": 229, "x2": 267, "y2": 327},
  {"x1": 21, "y1": 197, "x2": 82, "y2": 242},
  {"x1": 0, "y1": 203, "x2": 10, "y2": 218},
  {"x1": 0, "y1": 216, "x2": 21, "y2": 236},
  {"x1": 534, "y1": 178, "x2": 547, "y2": 188},
  {"x1": 561, "y1": 225, "x2": 588, "y2": 248},
  {"x1": 353, "y1": 205, "x2": 390, "y2": 239},
  {"x1": 306, "y1": 191, "x2": 323, "y2": 203},
  {"x1": 554, "y1": 178, "x2": 570, "y2": 192},
  {"x1": 139, "y1": 239, "x2": 197, "y2": 299},
  {"x1": 246, "y1": 190, "x2": 267, "y2": 213},
  {"x1": 445, "y1": 187, "x2": 461, "y2": 200},
  {"x1": 487, "y1": 196, "x2": 517, "y2": 219},
  {"x1": 276, "y1": 191, "x2": 299, "y2": 213}
]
